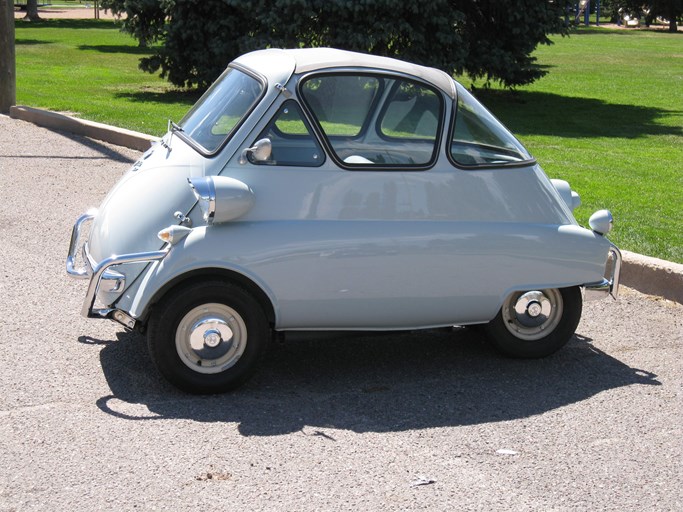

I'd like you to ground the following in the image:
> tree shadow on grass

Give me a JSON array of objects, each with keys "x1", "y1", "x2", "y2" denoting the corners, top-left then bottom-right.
[
  {"x1": 475, "y1": 89, "x2": 682, "y2": 139},
  {"x1": 94, "y1": 328, "x2": 660, "y2": 436},
  {"x1": 15, "y1": 38, "x2": 53, "y2": 45},
  {"x1": 78, "y1": 44, "x2": 153, "y2": 55},
  {"x1": 16, "y1": 18, "x2": 120, "y2": 30},
  {"x1": 115, "y1": 89, "x2": 202, "y2": 106}
]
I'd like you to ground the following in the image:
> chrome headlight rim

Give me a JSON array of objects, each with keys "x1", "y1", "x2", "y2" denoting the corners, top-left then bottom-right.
[{"x1": 188, "y1": 177, "x2": 216, "y2": 225}]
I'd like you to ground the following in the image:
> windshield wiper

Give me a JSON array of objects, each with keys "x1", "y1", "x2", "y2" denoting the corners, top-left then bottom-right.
[
  {"x1": 161, "y1": 120, "x2": 184, "y2": 151},
  {"x1": 169, "y1": 120, "x2": 184, "y2": 133}
]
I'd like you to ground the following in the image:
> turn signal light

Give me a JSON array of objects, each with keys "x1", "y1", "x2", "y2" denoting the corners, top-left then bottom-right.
[{"x1": 158, "y1": 225, "x2": 192, "y2": 245}]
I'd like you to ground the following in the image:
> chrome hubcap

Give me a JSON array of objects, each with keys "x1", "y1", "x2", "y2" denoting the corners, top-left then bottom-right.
[
  {"x1": 503, "y1": 289, "x2": 563, "y2": 341},
  {"x1": 201, "y1": 326, "x2": 226, "y2": 349},
  {"x1": 176, "y1": 304, "x2": 247, "y2": 374},
  {"x1": 526, "y1": 300, "x2": 543, "y2": 318}
]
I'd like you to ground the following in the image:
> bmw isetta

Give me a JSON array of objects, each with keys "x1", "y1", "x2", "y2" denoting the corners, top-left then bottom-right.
[{"x1": 67, "y1": 48, "x2": 621, "y2": 393}]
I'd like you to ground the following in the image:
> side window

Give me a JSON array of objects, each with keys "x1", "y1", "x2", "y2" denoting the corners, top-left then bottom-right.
[
  {"x1": 301, "y1": 74, "x2": 442, "y2": 168},
  {"x1": 250, "y1": 100, "x2": 324, "y2": 167},
  {"x1": 302, "y1": 75, "x2": 380, "y2": 136},
  {"x1": 379, "y1": 82, "x2": 440, "y2": 141},
  {"x1": 450, "y1": 84, "x2": 531, "y2": 167}
]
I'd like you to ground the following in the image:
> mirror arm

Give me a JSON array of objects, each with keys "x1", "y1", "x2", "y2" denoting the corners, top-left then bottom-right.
[
  {"x1": 239, "y1": 138, "x2": 272, "y2": 165},
  {"x1": 239, "y1": 146, "x2": 255, "y2": 165}
]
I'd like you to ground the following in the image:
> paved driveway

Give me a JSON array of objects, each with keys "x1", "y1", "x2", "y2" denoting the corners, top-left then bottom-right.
[{"x1": 1, "y1": 116, "x2": 681, "y2": 511}]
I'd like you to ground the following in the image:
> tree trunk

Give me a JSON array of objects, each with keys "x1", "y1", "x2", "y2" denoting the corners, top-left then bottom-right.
[
  {"x1": 667, "y1": 4, "x2": 678, "y2": 32},
  {"x1": 0, "y1": 0, "x2": 16, "y2": 114},
  {"x1": 24, "y1": 0, "x2": 41, "y2": 22}
]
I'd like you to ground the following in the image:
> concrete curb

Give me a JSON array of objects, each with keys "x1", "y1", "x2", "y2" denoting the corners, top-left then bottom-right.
[
  {"x1": 9, "y1": 105, "x2": 158, "y2": 152},
  {"x1": 6, "y1": 106, "x2": 683, "y2": 304},
  {"x1": 621, "y1": 251, "x2": 683, "y2": 304}
]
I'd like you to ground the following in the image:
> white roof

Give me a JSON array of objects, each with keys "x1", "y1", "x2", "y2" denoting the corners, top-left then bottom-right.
[{"x1": 234, "y1": 48, "x2": 456, "y2": 99}]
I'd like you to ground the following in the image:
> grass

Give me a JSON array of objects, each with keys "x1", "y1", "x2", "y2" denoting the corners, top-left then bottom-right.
[
  {"x1": 13, "y1": 21, "x2": 683, "y2": 262},
  {"x1": 14, "y1": 19, "x2": 198, "y2": 136}
]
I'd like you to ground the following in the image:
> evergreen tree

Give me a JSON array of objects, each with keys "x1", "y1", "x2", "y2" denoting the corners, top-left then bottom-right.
[{"x1": 103, "y1": 0, "x2": 570, "y2": 89}]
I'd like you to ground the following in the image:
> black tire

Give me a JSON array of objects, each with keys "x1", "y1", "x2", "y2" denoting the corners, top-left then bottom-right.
[
  {"x1": 484, "y1": 286, "x2": 582, "y2": 358},
  {"x1": 147, "y1": 280, "x2": 269, "y2": 393}
]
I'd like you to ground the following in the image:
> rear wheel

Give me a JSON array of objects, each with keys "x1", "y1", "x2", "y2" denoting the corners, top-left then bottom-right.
[
  {"x1": 147, "y1": 281, "x2": 269, "y2": 393},
  {"x1": 485, "y1": 287, "x2": 582, "y2": 358}
]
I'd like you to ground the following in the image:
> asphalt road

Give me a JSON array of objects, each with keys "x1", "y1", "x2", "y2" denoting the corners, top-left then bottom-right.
[{"x1": 1, "y1": 116, "x2": 681, "y2": 511}]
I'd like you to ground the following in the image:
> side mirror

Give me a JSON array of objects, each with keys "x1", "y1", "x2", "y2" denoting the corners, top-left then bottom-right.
[{"x1": 239, "y1": 138, "x2": 272, "y2": 164}]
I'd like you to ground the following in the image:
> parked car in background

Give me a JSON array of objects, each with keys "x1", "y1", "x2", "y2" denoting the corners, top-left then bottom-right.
[{"x1": 67, "y1": 48, "x2": 621, "y2": 393}]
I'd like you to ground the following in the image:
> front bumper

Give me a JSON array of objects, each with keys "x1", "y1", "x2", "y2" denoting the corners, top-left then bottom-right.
[
  {"x1": 66, "y1": 209, "x2": 169, "y2": 325},
  {"x1": 584, "y1": 244, "x2": 622, "y2": 301}
]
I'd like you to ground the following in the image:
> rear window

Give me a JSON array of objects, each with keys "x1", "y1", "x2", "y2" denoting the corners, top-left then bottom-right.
[{"x1": 450, "y1": 84, "x2": 531, "y2": 167}]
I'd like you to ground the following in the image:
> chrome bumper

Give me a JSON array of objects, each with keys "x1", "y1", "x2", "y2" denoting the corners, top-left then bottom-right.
[
  {"x1": 584, "y1": 244, "x2": 622, "y2": 301},
  {"x1": 66, "y1": 209, "x2": 169, "y2": 322}
]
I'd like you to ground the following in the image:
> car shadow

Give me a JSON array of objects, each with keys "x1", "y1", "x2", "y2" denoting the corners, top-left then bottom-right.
[{"x1": 94, "y1": 328, "x2": 660, "y2": 436}]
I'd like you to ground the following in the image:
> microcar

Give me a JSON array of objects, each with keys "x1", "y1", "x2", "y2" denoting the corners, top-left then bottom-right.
[{"x1": 67, "y1": 48, "x2": 621, "y2": 393}]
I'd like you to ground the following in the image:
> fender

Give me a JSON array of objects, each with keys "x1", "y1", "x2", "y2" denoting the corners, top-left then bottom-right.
[{"x1": 116, "y1": 225, "x2": 279, "y2": 323}]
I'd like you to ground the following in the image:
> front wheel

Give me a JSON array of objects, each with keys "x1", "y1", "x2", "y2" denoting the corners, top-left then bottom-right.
[
  {"x1": 147, "y1": 281, "x2": 269, "y2": 393},
  {"x1": 484, "y1": 287, "x2": 582, "y2": 358}
]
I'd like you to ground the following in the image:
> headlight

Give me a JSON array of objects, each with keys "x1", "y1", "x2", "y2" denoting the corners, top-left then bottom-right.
[
  {"x1": 188, "y1": 176, "x2": 255, "y2": 225},
  {"x1": 589, "y1": 209, "x2": 614, "y2": 236}
]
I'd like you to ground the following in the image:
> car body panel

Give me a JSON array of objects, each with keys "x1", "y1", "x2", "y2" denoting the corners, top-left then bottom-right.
[{"x1": 120, "y1": 219, "x2": 609, "y2": 330}]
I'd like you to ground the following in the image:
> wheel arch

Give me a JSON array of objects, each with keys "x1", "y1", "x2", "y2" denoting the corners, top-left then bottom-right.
[{"x1": 141, "y1": 267, "x2": 276, "y2": 327}]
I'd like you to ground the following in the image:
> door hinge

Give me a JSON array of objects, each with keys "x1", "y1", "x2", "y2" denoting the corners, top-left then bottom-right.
[{"x1": 275, "y1": 83, "x2": 293, "y2": 98}]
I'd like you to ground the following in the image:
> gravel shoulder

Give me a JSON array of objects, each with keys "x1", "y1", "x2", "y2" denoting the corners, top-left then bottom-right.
[{"x1": 0, "y1": 115, "x2": 681, "y2": 511}]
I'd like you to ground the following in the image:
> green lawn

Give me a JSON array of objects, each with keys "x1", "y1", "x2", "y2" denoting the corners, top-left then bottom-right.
[
  {"x1": 14, "y1": 21, "x2": 683, "y2": 262},
  {"x1": 14, "y1": 19, "x2": 197, "y2": 136}
]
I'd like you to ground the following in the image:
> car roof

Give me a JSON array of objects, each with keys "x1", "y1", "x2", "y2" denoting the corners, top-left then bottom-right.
[{"x1": 233, "y1": 48, "x2": 457, "y2": 99}]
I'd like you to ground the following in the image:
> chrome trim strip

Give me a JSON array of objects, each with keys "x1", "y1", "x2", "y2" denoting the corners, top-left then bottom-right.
[
  {"x1": 81, "y1": 247, "x2": 170, "y2": 318},
  {"x1": 66, "y1": 209, "x2": 97, "y2": 279}
]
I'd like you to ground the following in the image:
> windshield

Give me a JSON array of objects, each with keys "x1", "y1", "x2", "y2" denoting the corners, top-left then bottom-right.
[
  {"x1": 450, "y1": 83, "x2": 532, "y2": 167},
  {"x1": 179, "y1": 67, "x2": 264, "y2": 154}
]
